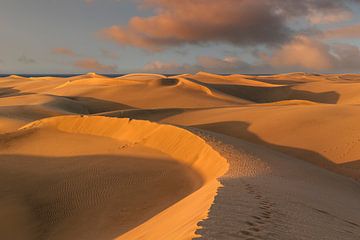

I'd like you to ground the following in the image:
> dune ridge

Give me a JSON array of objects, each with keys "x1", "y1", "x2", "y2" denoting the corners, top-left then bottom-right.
[
  {"x1": 17, "y1": 115, "x2": 228, "y2": 239},
  {"x1": 21, "y1": 115, "x2": 228, "y2": 182}
]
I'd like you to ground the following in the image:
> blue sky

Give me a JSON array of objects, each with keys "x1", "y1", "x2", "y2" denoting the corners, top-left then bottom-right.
[{"x1": 1, "y1": 0, "x2": 360, "y2": 74}]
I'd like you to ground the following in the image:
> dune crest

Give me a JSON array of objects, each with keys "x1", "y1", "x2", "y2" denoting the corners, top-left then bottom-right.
[
  {"x1": 16, "y1": 115, "x2": 228, "y2": 239},
  {"x1": 21, "y1": 115, "x2": 228, "y2": 181}
]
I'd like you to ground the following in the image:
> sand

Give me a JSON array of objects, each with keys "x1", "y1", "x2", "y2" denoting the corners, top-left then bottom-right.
[{"x1": 0, "y1": 72, "x2": 360, "y2": 239}]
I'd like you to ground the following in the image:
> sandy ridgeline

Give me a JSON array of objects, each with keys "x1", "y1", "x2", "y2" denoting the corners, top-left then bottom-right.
[
  {"x1": 0, "y1": 116, "x2": 227, "y2": 240},
  {"x1": 0, "y1": 72, "x2": 360, "y2": 239}
]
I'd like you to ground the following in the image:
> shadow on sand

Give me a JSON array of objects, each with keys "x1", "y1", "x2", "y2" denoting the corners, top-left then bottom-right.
[
  {"x1": 0, "y1": 87, "x2": 32, "y2": 98},
  {"x1": 0, "y1": 154, "x2": 203, "y2": 240},
  {"x1": 192, "y1": 120, "x2": 359, "y2": 180},
  {"x1": 185, "y1": 77, "x2": 340, "y2": 104}
]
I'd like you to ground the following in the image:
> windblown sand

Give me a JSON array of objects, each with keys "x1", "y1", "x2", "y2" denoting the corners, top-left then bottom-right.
[{"x1": 0, "y1": 72, "x2": 360, "y2": 239}]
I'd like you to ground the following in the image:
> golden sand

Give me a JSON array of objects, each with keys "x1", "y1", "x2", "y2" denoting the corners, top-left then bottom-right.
[{"x1": 0, "y1": 72, "x2": 359, "y2": 239}]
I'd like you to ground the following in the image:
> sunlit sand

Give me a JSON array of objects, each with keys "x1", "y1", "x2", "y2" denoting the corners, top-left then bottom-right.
[{"x1": 0, "y1": 72, "x2": 360, "y2": 239}]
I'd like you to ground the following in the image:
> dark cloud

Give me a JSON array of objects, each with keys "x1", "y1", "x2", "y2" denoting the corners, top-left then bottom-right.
[
  {"x1": 144, "y1": 38, "x2": 360, "y2": 74},
  {"x1": 101, "y1": 0, "x2": 359, "y2": 51}
]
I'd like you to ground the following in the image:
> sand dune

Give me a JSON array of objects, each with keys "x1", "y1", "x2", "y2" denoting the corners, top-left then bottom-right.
[
  {"x1": 163, "y1": 104, "x2": 360, "y2": 171},
  {"x1": 46, "y1": 74, "x2": 247, "y2": 109},
  {"x1": 1, "y1": 72, "x2": 360, "y2": 239},
  {"x1": 0, "y1": 116, "x2": 227, "y2": 240}
]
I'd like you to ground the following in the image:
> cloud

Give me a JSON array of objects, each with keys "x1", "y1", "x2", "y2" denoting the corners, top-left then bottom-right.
[
  {"x1": 52, "y1": 48, "x2": 77, "y2": 57},
  {"x1": 331, "y1": 43, "x2": 360, "y2": 70},
  {"x1": 268, "y1": 36, "x2": 334, "y2": 70},
  {"x1": 266, "y1": 35, "x2": 360, "y2": 72},
  {"x1": 144, "y1": 56, "x2": 270, "y2": 74},
  {"x1": 144, "y1": 36, "x2": 360, "y2": 74},
  {"x1": 74, "y1": 58, "x2": 117, "y2": 73},
  {"x1": 101, "y1": 0, "x2": 290, "y2": 51},
  {"x1": 307, "y1": 9, "x2": 352, "y2": 24},
  {"x1": 18, "y1": 55, "x2": 36, "y2": 64},
  {"x1": 323, "y1": 23, "x2": 360, "y2": 39},
  {"x1": 101, "y1": 0, "x2": 359, "y2": 51}
]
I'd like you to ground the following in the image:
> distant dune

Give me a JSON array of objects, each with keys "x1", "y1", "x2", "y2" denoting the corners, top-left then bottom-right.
[{"x1": 0, "y1": 72, "x2": 360, "y2": 239}]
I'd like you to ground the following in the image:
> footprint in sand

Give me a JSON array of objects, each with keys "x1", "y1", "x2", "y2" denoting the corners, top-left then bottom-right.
[{"x1": 239, "y1": 181, "x2": 279, "y2": 239}]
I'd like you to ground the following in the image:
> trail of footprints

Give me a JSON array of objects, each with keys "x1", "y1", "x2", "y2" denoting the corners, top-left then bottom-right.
[
  {"x1": 191, "y1": 129, "x2": 278, "y2": 239},
  {"x1": 238, "y1": 182, "x2": 277, "y2": 240}
]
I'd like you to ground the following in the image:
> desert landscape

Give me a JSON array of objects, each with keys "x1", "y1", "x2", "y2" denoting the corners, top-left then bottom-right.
[
  {"x1": 0, "y1": 72, "x2": 360, "y2": 239},
  {"x1": 2, "y1": 0, "x2": 360, "y2": 239}
]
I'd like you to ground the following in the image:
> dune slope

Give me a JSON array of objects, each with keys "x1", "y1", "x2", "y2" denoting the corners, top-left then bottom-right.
[{"x1": 0, "y1": 116, "x2": 227, "y2": 240}]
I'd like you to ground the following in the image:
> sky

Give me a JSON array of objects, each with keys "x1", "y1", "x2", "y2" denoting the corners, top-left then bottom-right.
[{"x1": 1, "y1": 0, "x2": 360, "y2": 74}]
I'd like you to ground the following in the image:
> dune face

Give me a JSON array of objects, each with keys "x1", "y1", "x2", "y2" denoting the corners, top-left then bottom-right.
[
  {"x1": 0, "y1": 137, "x2": 198, "y2": 240},
  {"x1": 0, "y1": 116, "x2": 227, "y2": 240},
  {"x1": 164, "y1": 104, "x2": 360, "y2": 180},
  {"x1": 1, "y1": 72, "x2": 360, "y2": 239}
]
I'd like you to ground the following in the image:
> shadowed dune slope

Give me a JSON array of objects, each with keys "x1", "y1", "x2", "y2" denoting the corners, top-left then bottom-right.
[
  {"x1": 185, "y1": 72, "x2": 360, "y2": 104},
  {"x1": 187, "y1": 74, "x2": 341, "y2": 104},
  {"x1": 0, "y1": 116, "x2": 228, "y2": 240},
  {"x1": 191, "y1": 130, "x2": 360, "y2": 240},
  {"x1": 163, "y1": 104, "x2": 360, "y2": 180}
]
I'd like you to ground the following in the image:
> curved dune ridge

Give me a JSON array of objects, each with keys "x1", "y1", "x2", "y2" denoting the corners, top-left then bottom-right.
[
  {"x1": 0, "y1": 115, "x2": 228, "y2": 240},
  {"x1": 21, "y1": 115, "x2": 228, "y2": 182}
]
